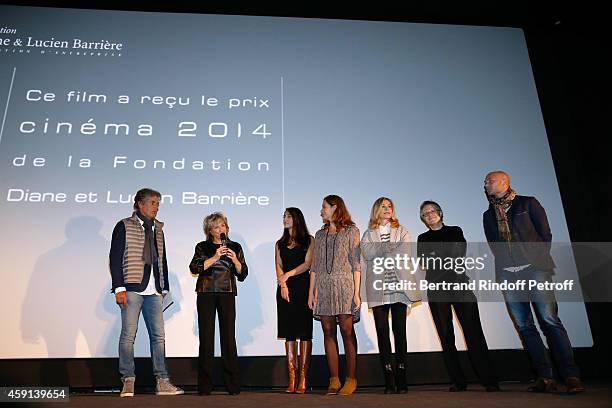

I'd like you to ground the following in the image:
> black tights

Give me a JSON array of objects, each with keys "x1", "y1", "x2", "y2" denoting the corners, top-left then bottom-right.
[
  {"x1": 372, "y1": 303, "x2": 407, "y2": 367},
  {"x1": 320, "y1": 315, "x2": 358, "y2": 378}
]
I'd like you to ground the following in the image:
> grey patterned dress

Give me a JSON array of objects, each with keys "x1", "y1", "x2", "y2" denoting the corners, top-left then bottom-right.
[{"x1": 312, "y1": 225, "x2": 361, "y2": 321}]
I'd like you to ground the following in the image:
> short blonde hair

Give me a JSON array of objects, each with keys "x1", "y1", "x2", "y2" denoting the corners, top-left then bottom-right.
[
  {"x1": 368, "y1": 197, "x2": 400, "y2": 229},
  {"x1": 203, "y1": 212, "x2": 229, "y2": 240}
]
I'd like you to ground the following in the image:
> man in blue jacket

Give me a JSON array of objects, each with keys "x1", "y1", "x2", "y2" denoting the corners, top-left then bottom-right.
[
  {"x1": 109, "y1": 188, "x2": 183, "y2": 397},
  {"x1": 483, "y1": 171, "x2": 584, "y2": 394}
]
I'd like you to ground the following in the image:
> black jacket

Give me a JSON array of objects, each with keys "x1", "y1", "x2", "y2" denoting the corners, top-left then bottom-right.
[
  {"x1": 189, "y1": 240, "x2": 248, "y2": 295},
  {"x1": 483, "y1": 195, "x2": 555, "y2": 273},
  {"x1": 417, "y1": 225, "x2": 469, "y2": 284}
]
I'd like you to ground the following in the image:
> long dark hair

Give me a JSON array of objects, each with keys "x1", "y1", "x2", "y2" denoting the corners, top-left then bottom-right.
[{"x1": 277, "y1": 207, "x2": 311, "y2": 250}]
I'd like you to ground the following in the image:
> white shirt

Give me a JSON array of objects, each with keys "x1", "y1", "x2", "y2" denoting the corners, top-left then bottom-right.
[{"x1": 379, "y1": 224, "x2": 391, "y2": 242}]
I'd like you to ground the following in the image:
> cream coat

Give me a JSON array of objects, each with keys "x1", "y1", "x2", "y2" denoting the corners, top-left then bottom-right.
[{"x1": 361, "y1": 225, "x2": 422, "y2": 308}]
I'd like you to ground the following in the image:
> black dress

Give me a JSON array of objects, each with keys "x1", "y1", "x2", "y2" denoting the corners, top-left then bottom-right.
[{"x1": 276, "y1": 243, "x2": 313, "y2": 341}]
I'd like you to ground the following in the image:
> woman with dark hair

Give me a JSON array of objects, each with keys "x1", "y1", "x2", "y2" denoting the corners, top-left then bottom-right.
[
  {"x1": 417, "y1": 201, "x2": 499, "y2": 392},
  {"x1": 275, "y1": 207, "x2": 315, "y2": 393},
  {"x1": 189, "y1": 212, "x2": 248, "y2": 395},
  {"x1": 308, "y1": 195, "x2": 361, "y2": 395},
  {"x1": 361, "y1": 197, "x2": 421, "y2": 393}
]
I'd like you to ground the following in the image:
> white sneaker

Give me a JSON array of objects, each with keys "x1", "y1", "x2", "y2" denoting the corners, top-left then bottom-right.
[
  {"x1": 120, "y1": 377, "x2": 135, "y2": 397},
  {"x1": 155, "y1": 378, "x2": 184, "y2": 396}
]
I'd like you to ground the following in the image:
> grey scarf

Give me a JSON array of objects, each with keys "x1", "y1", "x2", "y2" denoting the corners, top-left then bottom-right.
[{"x1": 136, "y1": 211, "x2": 158, "y2": 265}]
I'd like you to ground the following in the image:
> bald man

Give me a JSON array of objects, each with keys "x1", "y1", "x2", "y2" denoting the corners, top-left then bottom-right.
[{"x1": 482, "y1": 171, "x2": 584, "y2": 395}]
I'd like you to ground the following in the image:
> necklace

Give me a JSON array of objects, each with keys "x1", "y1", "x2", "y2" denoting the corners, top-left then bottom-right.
[{"x1": 325, "y1": 228, "x2": 338, "y2": 274}]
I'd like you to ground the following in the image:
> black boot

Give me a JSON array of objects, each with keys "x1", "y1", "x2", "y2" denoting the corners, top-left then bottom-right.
[
  {"x1": 383, "y1": 364, "x2": 396, "y2": 394},
  {"x1": 396, "y1": 363, "x2": 408, "y2": 393}
]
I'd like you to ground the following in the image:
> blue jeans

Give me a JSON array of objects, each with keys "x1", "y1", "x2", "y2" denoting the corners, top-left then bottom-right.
[
  {"x1": 119, "y1": 292, "x2": 168, "y2": 380},
  {"x1": 500, "y1": 269, "x2": 580, "y2": 379}
]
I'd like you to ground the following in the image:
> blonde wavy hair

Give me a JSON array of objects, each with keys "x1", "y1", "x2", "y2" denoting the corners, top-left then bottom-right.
[
  {"x1": 368, "y1": 197, "x2": 400, "y2": 229},
  {"x1": 203, "y1": 212, "x2": 229, "y2": 241}
]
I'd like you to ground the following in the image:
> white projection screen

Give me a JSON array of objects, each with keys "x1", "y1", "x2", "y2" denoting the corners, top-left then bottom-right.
[{"x1": 0, "y1": 5, "x2": 592, "y2": 359}]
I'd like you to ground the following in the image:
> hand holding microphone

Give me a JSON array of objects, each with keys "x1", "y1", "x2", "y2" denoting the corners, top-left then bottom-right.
[
  {"x1": 220, "y1": 232, "x2": 240, "y2": 268},
  {"x1": 220, "y1": 233, "x2": 229, "y2": 259}
]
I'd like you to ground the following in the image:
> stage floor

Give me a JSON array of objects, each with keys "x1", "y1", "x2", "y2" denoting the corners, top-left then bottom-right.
[{"x1": 38, "y1": 381, "x2": 611, "y2": 408}]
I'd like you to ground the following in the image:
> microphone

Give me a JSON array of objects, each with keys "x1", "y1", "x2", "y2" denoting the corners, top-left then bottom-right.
[{"x1": 220, "y1": 233, "x2": 228, "y2": 259}]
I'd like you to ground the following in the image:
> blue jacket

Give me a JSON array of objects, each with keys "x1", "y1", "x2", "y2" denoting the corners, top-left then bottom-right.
[{"x1": 483, "y1": 195, "x2": 556, "y2": 273}]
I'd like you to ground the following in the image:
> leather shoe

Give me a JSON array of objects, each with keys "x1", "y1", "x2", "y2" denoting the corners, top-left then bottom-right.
[
  {"x1": 485, "y1": 384, "x2": 501, "y2": 392},
  {"x1": 449, "y1": 383, "x2": 467, "y2": 392},
  {"x1": 527, "y1": 377, "x2": 557, "y2": 393},
  {"x1": 565, "y1": 377, "x2": 585, "y2": 395},
  {"x1": 227, "y1": 385, "x2": 241, "y2": 395}
]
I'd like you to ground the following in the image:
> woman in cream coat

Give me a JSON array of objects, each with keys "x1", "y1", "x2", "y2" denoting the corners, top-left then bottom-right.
[{"x1": 361, "y1": 197, "x2": 421, "y2": 393}]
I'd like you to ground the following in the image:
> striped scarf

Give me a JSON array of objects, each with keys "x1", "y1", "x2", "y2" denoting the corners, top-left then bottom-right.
[{"x1": 379, "y1": 224, "x2": 401, "y2": 294}]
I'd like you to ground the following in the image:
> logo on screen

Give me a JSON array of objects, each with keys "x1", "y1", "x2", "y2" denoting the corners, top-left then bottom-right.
[{"x1": 1, "y1": 28, "x2": 125, "y2": 57}]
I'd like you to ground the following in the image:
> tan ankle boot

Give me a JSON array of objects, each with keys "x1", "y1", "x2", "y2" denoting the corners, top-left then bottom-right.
[
  {"x1": 296, "y1": 340, "x2": 312, "y2": 393},
  {"x1": 285, "y1": 341, "x2": 298, "y2": 393},
  {"x1": 327, "y1": 376, "x2": 341, "y2": 395},
  {"x1": 339, "y1": 377, "x2": 357, "y2": 395}
]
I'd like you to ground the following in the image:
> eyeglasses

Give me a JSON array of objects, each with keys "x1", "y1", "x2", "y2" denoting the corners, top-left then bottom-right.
[{"x1": 421, "y1": 210, "x2": 438, "y2": 217}]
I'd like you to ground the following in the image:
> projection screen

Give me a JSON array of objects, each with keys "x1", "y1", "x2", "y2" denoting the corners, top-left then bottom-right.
[{"x1": 0, "y1": 5, "x2": 592, "y2": 358}]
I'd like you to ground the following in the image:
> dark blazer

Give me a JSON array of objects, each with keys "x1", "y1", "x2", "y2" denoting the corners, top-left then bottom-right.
[
  {"x1": 483, "y1": 195, "x2": 555, "y2": 273},
  {"x1": 189, "y1": 239, "x2": 248, "y2": 295}
]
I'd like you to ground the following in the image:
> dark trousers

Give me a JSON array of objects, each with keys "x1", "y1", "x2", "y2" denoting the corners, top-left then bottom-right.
[
  {"x1": 197, "y1": 293, "x2": 240, "y2": 393},
  {"x1": 428, "y1": 290, "x2": 498, "y2": 387},
  {"x1": 372, "y1": 303, "x2": 408, "y2": 367}
]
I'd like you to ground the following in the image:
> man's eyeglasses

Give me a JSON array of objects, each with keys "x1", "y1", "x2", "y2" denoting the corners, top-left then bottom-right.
[{"x1": 421, "y1": 210, "x2": 438, "y2": 217}]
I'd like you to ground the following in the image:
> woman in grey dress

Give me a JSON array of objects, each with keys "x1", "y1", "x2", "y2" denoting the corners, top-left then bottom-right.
[{"x1": 308, "y1": 195, "x2": 361, "y2": 395}]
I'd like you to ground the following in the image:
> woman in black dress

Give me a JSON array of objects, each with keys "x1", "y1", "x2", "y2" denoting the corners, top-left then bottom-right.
[{"x1": 275, "y1": 207, "x2": 314, "y2": 393}]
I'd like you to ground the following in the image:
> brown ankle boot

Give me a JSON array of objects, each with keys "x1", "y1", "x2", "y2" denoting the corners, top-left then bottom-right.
[
  {"x1": 296, "y1": 340, "x2": 312, "y2": 393},
  {"x1": 327, "y1": 377, "x2": 341, "y2": 395},
  {"x1": 339, "y1": 377, "x2": 357, "y2": 395},
  {"x1": 285, "y1": 341, "x2": 298, "y2": 393}
]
